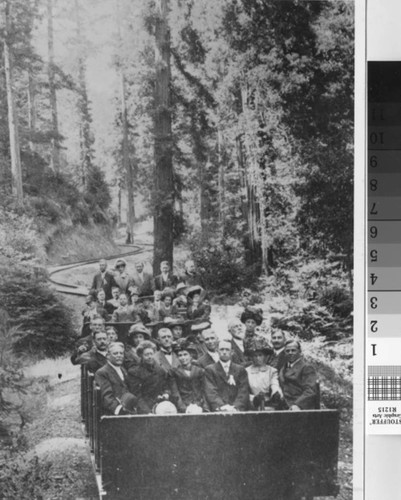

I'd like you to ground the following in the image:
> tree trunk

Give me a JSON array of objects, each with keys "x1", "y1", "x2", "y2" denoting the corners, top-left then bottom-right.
[
  {"x1": 116, "y1": 0, "x2": 135, "y2": 244},
  {"x1": 74, "y1": 0, "x2": 92, "y2": 186},
  {"x1": 4, "y1": 0, "x2": 23, "y2": 206},
  {"x1": 47, "y1": 0, "x2": 60, "y2": 172},
  {"x1": 153, "y1": 0, "x2": 174, "y2": 272},
  {"x1": 117, "y1": 180, "x2": 122, "y2": 225},
  {"x1": 217, "y1": 129, "x2": 225, "y2": 225},
  {"x1": 199, "y1": 159, "x2": 209, "y2": 238},
  {"x1": 27, "y1": 69, "x2": 37, "y2": 153}
]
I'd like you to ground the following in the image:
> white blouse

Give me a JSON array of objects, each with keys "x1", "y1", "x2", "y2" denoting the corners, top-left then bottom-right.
[{"x1": 246, "y1": 364, "x2": 280, "y2": 401}]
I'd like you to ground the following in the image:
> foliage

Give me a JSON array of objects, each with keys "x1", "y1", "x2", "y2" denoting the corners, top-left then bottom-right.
[
  {"x1": 261, "y1": 257, "x2": 352, "y2": 341},
  {"x1": 84, "y1": 164, "x2": 112, "y2": 222},
  {"x1": 0, "y1": 453, "x2": 52, "y2": 499},
  {"x1": 188, "y1": 232, "x2": 258, "y2": 294}
]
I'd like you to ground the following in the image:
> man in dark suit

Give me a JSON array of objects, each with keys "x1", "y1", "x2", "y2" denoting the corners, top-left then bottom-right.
[
  {"x1": 152, "y1": 261, "x2": 178, "y2": 291},
  {"x1": 204, "y1": 340, "x2": 249, "y2": 412},
  {"x1": 95, "y1": 342, "x2": 137, "y2": 415},
  {"x1": 179, "y1": 259, "x2": 205, "y2": 288},
  {"x1": 227, "y1": 319, "x2": 247, "y2": 366},
  {"x1": 131, "y1": 261, "x2": 153, "y2": 297},
  {"x1": 154, "y1": 327, "x2": 180, "y2": 374},
  {"x1": 278, "y1": 340, "x2": 317, "y2": 410},
  {"x1": 90, "y1": 259, "x2": 117, "y2": 300},
  {"x1": 195, "y1": 329, "x2": 219, "y2": 368},
  {"x1": 268, "y1": 329, "x2": 287, "y2": 372},
  {"x1": 71, "y1": 330, "x2": 108, "y2": 373}
]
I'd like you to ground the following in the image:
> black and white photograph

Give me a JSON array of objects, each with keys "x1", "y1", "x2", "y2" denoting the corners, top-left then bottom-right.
[{"x1": 0, "y1": 0, "x2": 354, "y2": 498}]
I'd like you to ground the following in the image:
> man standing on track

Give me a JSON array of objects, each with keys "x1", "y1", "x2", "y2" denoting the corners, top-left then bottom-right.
[
  {"x1": 152, "y1": 261, "x2": 178, "y2": 292},
  {"x1": 90, "y1": 259, "x2": 117, "y2": 300}
]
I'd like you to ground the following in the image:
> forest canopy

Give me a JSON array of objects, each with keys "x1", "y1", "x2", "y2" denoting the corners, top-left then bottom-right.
[{"x1": 0, "y1": 0, "x2": 353, "y2": 286}]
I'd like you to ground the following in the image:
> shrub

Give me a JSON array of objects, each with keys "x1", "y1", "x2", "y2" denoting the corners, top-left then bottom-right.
[
  {"x1": 0, "y1": 266, "x2": 76, "y2": 358},
  {"x1": 188, "y1": 233, "x2": 257, "y2": 294}
]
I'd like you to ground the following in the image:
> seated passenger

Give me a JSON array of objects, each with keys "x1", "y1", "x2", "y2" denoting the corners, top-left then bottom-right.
[
  {"x1": 172, "y1": 282, "x2": 188, "y2": 319},
  {"x1": 194, "y1": 329, "x2": 220, "y2": 368},
  {"x1": 106, "y1": 326, "x2": 118, "y2": 344},
  {"x1": 82, "y1": 295, "x2": 98, "y2": 324},
  {"x1": 154, "y1": 328, "x2": 180, "y2": 373},
  {"x1": 152, "y1": 290, "x2": 163, "y2": 321},
  {"x1": 159, "y1": 290, "x2": 175, "y2": 321},
  {"x1": 72, "y1": 316, "x2": 106, "y2": 359},
  {"x1": 186, "y1": 286, "x2": 210, "y2": 321},
  {"x1": 128, "y1": 341, "x2": 173, "y2": 414},
  {"x1": 124, "y1": 324, "x2": 153, "y2": 370},
  {"x1": 278, "y1": 340, "x2": 318, "y2": 411},
  {"x1": 171, "y1": 340, "x2": 206, "y2": 413},
  {"x1": 227, "y1": 318, "x2": 247, "y2": 366},
  {"x1": 95, "y1": 289, "x2": 111, "y2": 320},
  {"x1": 152, "y1": 261, "x2": 178, "y2": 292},
  {"x1": 245, "y1": 337, "x2": 283, "y2": 410},
  {"x1": 71, "y1": 329, "x2": 108, "y2": 371},
  {"x1": 204, "y1": 340, "x2": 249, "y2": 412},
  {"x1": 137, "y1": 295, "x2": 154, "y2": 325},
  {"x1": 106, "y1": 287, "x2": 120, "y2": 312},
  {"x1": 164, "y1": 318, "x2": 186, "y2": 341},
  {"x1": 111, "y1": 294, "x2": 140, "y2": 323},
  {"x1": 95, "y1": 342, "x2": 137, "y2": 415},
  {"x1": 268, "y1": 329, "x2": 287, "y2": 372},
  {"x1": 188, "y1": 321, "x2": 211, "y2": 357},
  {"x1": 240, "y1": 308, "x2": 264, "y2": 354}
]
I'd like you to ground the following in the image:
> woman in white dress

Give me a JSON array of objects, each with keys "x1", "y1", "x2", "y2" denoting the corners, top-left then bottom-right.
[{"x1": 245, "y1": 337, "x2": 283, "y2": 410}]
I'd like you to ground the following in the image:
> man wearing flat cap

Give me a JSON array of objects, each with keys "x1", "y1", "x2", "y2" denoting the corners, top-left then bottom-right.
[
  {"x1": 95, "y1": 342, "x2": 137, "y2": 415},
  {"x1": 204, "y1": 339, "x2": 249, "y2": 412}
]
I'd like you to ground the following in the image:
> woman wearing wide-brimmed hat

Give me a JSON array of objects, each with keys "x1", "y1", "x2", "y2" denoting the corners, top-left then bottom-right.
[
  {"x1": 127, "y1": 340, "x2": 174, "y2": 414},
  {"x1": 114, "y1": 258, "x2": 133, "y2": 296},
  {"x1": 124, "y1": 324, "x2": 153, "y2": 370},
  {"x1": 245, "y1": 337, "x2": 283, "y2": 411},
  {"x1": 186, "y1": 286, "x2": 210, "y2": 321},
  {"x1": 241, "y1": 307, "x2": 264, "y2": 354}
]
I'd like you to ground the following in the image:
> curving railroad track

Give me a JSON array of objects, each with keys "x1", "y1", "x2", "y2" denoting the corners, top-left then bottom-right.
[{"x1": 48, "y1": 242, "x2": 151, "y2": 296}]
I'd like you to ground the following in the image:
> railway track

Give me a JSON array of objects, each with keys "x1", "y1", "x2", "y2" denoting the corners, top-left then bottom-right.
[{"x1": 48, "y1": 242, "x2": 151, "y2": 296}]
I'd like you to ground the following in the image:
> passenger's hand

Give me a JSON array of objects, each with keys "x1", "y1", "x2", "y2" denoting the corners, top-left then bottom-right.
[{"x1": 289, "y1": 405, "x2": 301, "y2": 411}]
